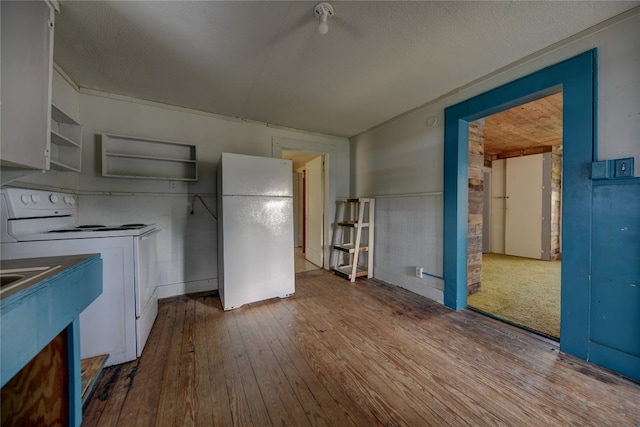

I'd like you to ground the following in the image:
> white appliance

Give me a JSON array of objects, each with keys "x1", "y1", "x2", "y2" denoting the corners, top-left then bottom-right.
[
  {"x1": 0, "y1": 187, "x2": 160, "y2": 366},
  {"x1": 217, "y1": 153, "x2": 295, "y2": 310}
]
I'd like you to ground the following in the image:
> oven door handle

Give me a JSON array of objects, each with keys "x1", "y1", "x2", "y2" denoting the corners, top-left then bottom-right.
[{"x1": 139, "y1": 229, "x2": 161, "y2": 240}]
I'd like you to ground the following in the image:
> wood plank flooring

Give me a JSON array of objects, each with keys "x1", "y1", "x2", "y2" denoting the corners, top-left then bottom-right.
[{"x1": 82, "y1": 270, "x2": 640, "y2": 426}]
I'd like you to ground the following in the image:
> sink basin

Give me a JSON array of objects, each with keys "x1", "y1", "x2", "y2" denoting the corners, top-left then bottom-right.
[
  {"x1": 0, "y1": 265, "x2": 62, "y2": 299},
  {"x1": 1, "y1": 274, "x2": 26, "y2": 288}
]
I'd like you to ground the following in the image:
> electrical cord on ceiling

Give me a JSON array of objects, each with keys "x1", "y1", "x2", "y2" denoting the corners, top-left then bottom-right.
[{"x1": 190, "y1": 194, "x2": 217, "y2": 219}]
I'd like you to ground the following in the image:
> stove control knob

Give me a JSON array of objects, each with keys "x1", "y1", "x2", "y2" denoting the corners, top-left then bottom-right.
[
  {"x1": 20, "y1": 194, "x2": 31, "y2": 205},
  {"x1": 63, "y1": 196, "x2": 75, "y2": 206},
  {"x1": 31, "y1": 194, "x2": 41, "y2": 204},
  {"x1": 49, "y1": 194, "x2": 59, "y2": 204}
]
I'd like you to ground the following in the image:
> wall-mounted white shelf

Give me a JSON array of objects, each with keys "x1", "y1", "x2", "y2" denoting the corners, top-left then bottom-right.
[
  {"x1": 50, "y1": 104, "x2": 82, "y2": 172},
  {"x1": 101, "y1": 133, "x2": 198, "y2": 181}
]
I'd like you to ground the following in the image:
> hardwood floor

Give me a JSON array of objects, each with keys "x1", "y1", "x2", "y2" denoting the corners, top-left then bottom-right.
[{"x1": 82, "y1": 270, "x2": 640, "y2": 426}]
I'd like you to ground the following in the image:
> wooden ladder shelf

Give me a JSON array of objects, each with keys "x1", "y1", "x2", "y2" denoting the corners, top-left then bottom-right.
[{"x1": 330, "y1": 198, "x2": 374, "y2": 282}]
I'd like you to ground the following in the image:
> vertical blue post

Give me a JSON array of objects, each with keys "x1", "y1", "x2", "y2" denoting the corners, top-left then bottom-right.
[
  {"x1": 443, "y1": 114, "x2": 469, "y2": 309},
  {"x1": 67, "y1": 318, "x2": 82, "y2": 427}
]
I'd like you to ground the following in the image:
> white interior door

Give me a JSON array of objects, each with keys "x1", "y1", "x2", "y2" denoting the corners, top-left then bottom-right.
[
  {"x1": 292, "y1": 172, "x2": 302, "y2": 247},
  {"x1": 305, "y1": 156, "x2": 324, "y2": 267},
  {"x1": 505, "y1": 154, "x2": 543, "y2": 259}
]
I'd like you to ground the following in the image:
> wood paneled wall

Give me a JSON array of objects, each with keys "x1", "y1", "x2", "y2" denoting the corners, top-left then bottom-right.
[
  {"x1": 550, "y1": 147, "x2": 562, "y2": 260},
  {"x1": 467, "y1": 120, "x2": 485, "y2": 295}
]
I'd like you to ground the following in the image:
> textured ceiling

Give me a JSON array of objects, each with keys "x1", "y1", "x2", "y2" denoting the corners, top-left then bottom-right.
[{"x1": 53, "y1": 1, "x2": 639, "y2": 138}]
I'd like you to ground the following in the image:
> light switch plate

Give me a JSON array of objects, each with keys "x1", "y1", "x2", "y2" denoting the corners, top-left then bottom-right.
[{"x1": 613, "y1": 157, "x2": 634, "y2": 178}]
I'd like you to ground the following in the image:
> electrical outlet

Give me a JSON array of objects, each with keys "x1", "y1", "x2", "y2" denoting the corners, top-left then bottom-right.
[
  {"x1": 169, "y1": 181, "x2": 177, "y2": 190},
  {"x1": 416, "y1": 267, "x2": 424, "y2": 278}
]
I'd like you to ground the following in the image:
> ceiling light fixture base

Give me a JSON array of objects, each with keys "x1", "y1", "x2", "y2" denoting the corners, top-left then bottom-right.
[{"x1": 314, "y1": 2, "x2": 334, "y2": 35}]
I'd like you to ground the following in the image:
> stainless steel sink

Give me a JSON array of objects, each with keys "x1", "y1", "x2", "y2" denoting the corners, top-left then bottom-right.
[
  {"x1": 1, "y1": 274, "x2": 26, "y2": 288},
  {"x1": 0, "y1": 265, "x2": 62, "y2": 299}
]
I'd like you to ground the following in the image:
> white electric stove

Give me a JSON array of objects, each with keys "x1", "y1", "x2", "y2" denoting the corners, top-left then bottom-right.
[{"x1": 1, "y1": 187, "x2": 160, "y2": 366}]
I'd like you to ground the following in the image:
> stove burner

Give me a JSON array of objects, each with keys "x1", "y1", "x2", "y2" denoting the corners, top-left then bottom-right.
[
  {"x1": 47, "y1": 223, "x2": 150, "y2": 236},
  {"x1": 47, "y1": 224, "x2": 151, "y2": 234},
  {"x1": 95, "y1": 227, "x2": 137, "y2": 231}
]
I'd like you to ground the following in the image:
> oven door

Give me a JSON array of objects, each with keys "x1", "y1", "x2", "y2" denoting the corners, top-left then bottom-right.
[{"x1": 134, "y1": 228, "x2": 160, "y2": 356}]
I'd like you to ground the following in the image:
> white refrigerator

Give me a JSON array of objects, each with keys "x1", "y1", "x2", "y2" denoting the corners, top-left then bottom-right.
[{"x1": 217, "y1": 153, "x2": 295, "y2": 310}]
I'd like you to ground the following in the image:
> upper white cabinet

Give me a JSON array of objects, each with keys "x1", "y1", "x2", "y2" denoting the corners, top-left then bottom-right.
[
  {"x1": 102, "y1": 134, "x2": 198, "y2": 181},
  {"x1": 1, "y1": 1, "x2": 55, "y2": 170}
]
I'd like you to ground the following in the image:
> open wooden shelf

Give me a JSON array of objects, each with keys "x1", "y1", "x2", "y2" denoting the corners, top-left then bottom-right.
[
  {"x1": 81, "y1": 354, "x2": 108, "y2": 405},
  {"x1": 330, "y1": 198, "x2": 375, "y2": 282},
  {"x1": 333, "y1": 243, "x2": 369, "y2": 253},
  {"x1": 102, "y1": 133, "x2": 197, "y2": 181},
  {"x1": 333, "y1": 264, "x2": 369, "y2": 279},
  {"x1": 50, "y1": 104, "x2": 82, "y2": 172}
]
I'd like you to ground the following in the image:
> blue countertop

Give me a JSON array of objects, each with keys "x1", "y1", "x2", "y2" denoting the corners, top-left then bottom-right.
[{"x1": 1, "y1": 253, "x2": 102, "y2": 426}]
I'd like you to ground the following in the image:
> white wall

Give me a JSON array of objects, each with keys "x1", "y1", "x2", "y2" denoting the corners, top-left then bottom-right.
[
  {"x1": 9, "y1": 9, "x2": 637, "y2": 302},
  {"x1": 14, "y1": 87, "x2": 349, "y2": 298},
  {"x1": 351, "y1": 9, "x2": 640, "y2": 303}
]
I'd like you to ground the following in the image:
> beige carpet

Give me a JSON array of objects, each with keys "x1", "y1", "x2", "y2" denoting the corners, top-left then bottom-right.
[{"x1": 468, "y1": 253, "x2": 561, "y2": 338}]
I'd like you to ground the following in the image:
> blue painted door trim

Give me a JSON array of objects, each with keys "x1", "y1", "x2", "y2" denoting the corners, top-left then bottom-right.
[
  {"x1": 443, "y1": 50, "x2": 596, "y2": 361},
  {"x1": 68, "y1": 318, "x2": 82, "y2": 427},
  {"x1": 589, "y1": 179, "x2": 640, "y2": 381}
]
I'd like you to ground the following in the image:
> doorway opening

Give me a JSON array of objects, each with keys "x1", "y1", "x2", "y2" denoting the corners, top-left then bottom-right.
[
  {"x1": 444, "y1": 50, "x2": 596, "y2": 361},
  {"x1": 282, "y1": 150, "x2": 324, "y2": 273},
  {"x1": 465, "y1": 93, "x2": 563, "y2": 339}
]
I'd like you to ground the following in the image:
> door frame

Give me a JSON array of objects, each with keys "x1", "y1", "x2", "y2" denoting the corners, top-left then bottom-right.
[
  {"x1": 443, "y1": 50, "x2": 596, "y2": 359},
  {"x1": 304, "y1": 155, "x2": 325, "y2": 267},
  {"x1": 272, "y1": 138, "x2": 338, "y2": 269}
]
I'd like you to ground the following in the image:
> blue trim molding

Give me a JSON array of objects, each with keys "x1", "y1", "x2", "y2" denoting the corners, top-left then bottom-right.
[
  {"x1": 444, "y1": 51, "x2": 596, "y2": 356},
  {"x1": 444, "y1": 49, "x2": 640, "y2": 381},
  {"x1": 589, "y1": 180, "x2": 640, "y2": 381}
]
